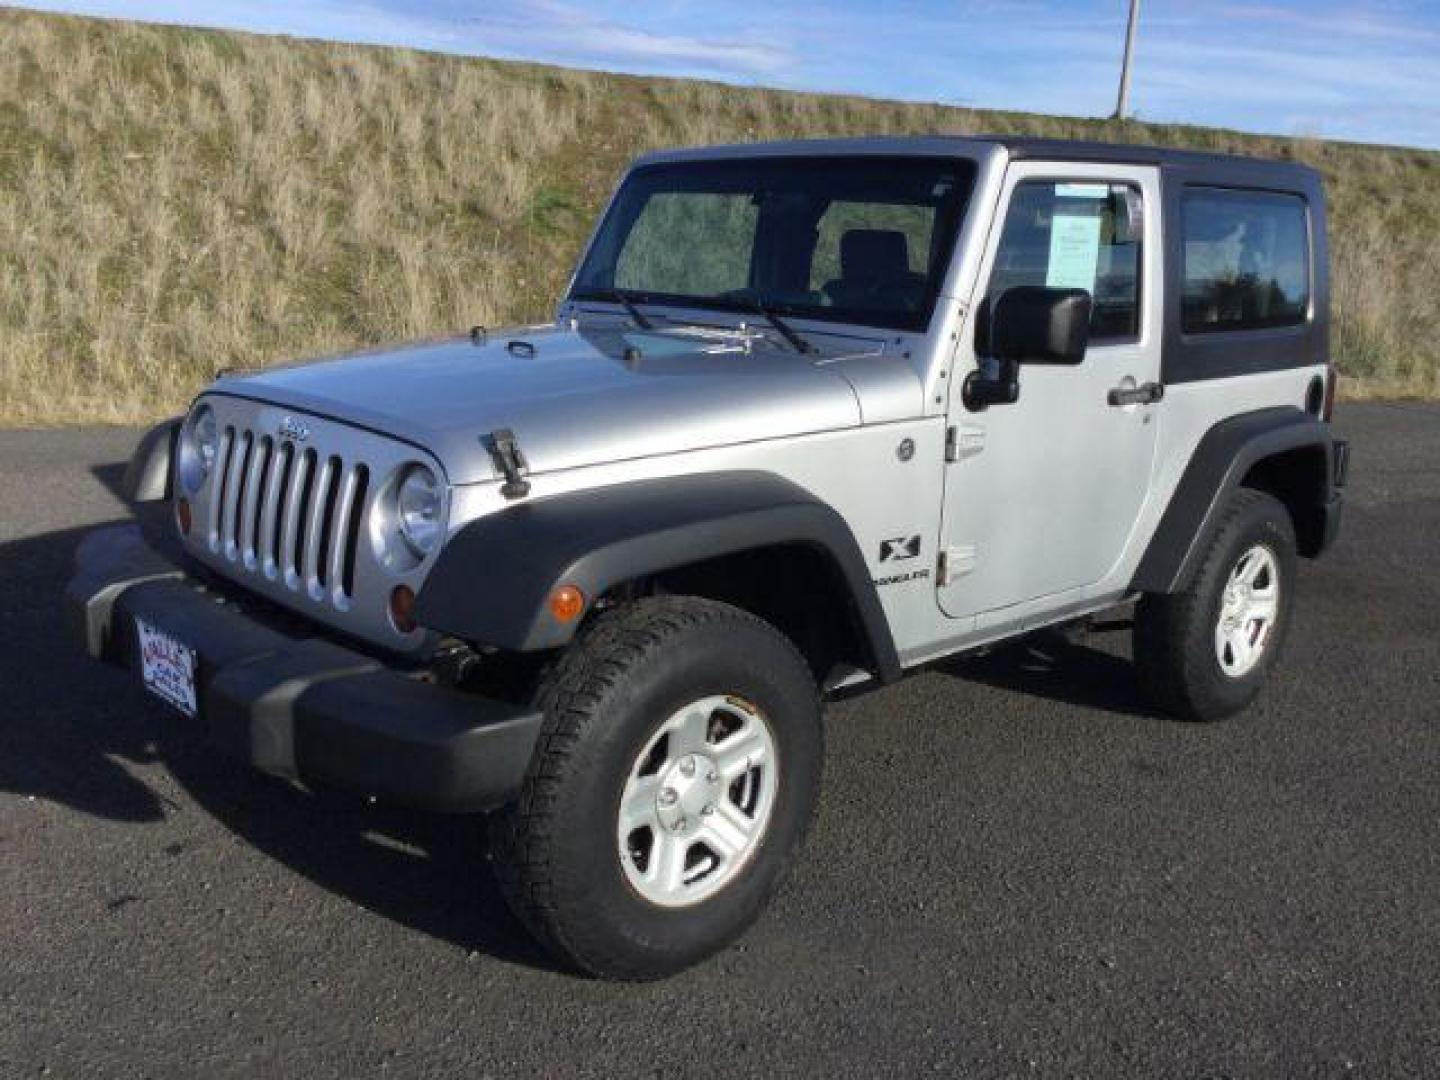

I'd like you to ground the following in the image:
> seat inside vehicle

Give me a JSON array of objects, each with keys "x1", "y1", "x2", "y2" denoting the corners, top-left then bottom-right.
[{"x1": 823, "y1": 229, "x2": 925, "y2": 312}]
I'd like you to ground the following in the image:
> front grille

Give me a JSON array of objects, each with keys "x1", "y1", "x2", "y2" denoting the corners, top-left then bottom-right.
[
  {"x1": 183, "y1": 396, "x2": 443, "y2": 651},
  {"x1": 205, "y1": 425, "x2": 370, "y2": 611}
]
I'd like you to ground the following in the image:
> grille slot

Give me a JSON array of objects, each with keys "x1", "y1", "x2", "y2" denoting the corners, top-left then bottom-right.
[
  {"x1": 301, "y1": 453, "x2": 334, "y2": 598},
  {"x1": 341, "y1": 466, "x2": 370, "y2": 599},
  {"x1": 239, "y1": 435, "x2": 271, "y2": 570},
  {"x1": 206, "y1": 426, "x2": 235, "y2": 548},
  {"x1": 207, "y1": 426, "x2": 371, "y2": 609},
  {"x1": 257, "y1": 439, "x2": 290, "y2": 578},
  {"x1": 280, "y1": 446, "x2": 314, "y2": 588}
]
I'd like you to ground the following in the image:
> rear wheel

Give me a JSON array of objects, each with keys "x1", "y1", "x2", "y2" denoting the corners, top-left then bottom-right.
[
  {"x1": 1135, "y1": 488, "x2": 1297, "y2": 721},
  {"x1": 490, "y1": 596, "x2": 822, "y2": 980}
]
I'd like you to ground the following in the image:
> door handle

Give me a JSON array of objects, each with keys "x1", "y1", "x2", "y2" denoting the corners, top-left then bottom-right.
[{"x1": 1108, "y1": 381, "x2": 1164, "y2": 407}]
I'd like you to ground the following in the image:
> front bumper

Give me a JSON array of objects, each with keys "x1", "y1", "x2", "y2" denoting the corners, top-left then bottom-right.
[{"x1": 65, "y1": 524, "x2": 542, "y2": 812}]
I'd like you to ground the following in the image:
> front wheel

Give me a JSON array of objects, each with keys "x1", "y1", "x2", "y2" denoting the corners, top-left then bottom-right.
[
  {"x1": 490, "y1": 596, "x2": 822, "y2": 980},
  {"x1": 1134, "y1": 488, "x2": 1298, "y2": 721}
]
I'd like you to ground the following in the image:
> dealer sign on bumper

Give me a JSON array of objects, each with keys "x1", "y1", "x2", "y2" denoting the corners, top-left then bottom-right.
[{"x1": 136, "y1": 616, "x2": 197, "y2": 717}]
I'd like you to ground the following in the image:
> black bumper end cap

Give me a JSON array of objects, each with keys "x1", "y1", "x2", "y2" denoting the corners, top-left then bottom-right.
[
  {"x1": 64, "y1": 524, "x2": 183, "y2": 659},
  {"x1": 295, "y1": 673, "x2": 544, "y2": 813}
]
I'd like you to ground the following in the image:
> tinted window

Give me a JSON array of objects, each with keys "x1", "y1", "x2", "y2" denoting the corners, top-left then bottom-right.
[
  {"x1": 573, "y1": 157, "x2": 975, "y2": 333},
  {"x1": 1182, "y1": 189, "x2": 1309, "y2": 333},
  {"x1": 988, "y1": 181, "x2": 1141, "y2": 340}
]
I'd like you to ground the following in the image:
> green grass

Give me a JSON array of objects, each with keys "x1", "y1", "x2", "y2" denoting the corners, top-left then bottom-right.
[{"x1": 1, "y1": 5, "x2": 1436, "y2": 424}]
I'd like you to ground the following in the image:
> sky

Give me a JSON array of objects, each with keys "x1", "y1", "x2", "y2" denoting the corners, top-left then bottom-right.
[{"x1": 16, "y1": 0, "x2": 1440, "y2": 150}]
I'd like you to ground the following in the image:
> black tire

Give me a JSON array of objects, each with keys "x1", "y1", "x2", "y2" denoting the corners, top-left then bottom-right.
[
  {"x1": 1134, "y1": 488, "x2": 1297, "y2": 722},
  {"x1": 490, "y1": 596, "x2": 822, "y2": 980}
]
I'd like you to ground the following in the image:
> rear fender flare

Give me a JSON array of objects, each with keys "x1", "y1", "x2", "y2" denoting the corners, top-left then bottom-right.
[{"x1": 1131, "y1": 407, "x2": 1337, "y2": 594}]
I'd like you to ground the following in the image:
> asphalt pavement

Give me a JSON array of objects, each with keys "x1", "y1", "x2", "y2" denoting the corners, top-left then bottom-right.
[{"x1": 2, "y1": 404, "x2": 1438, "y2": 1077}]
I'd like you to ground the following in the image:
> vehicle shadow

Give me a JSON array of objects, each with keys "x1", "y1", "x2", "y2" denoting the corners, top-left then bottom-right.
[
  {"x1": 0, "y1": 502, "x2": 556, "y2": 973},
  {"x1": 937, "y1": 619, "x2": 1165, "y2": 721}
]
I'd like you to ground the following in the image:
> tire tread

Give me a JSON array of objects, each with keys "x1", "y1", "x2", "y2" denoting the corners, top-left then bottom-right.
[
  {"x1": 1135, "y1": 487, "x2": 1295, "y2": 722},
  {"x1": 490, "y1": 596, "x2": 817, "y2": 979}
]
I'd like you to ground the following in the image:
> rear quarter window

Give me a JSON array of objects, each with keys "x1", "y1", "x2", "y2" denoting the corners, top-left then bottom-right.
[{"x1": 1181, "y1": 188, "x2": 1310, "y2": 334}]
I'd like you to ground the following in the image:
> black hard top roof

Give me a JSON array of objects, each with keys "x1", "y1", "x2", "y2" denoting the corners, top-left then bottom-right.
[
  {"x1": 993, "y1": 136, "x2": 1297, "y2": 169},
  {"x1": 639, "y1": 135, "x2": 1320, "y2": 185}
]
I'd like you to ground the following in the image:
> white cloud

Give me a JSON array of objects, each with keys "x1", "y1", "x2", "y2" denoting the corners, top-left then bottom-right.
[
  {"x1": 469, "y1": 0, "x2": 790, "y2": 76},
  {"x1": 13, "y1": 0, "x2": 793, "y2": 81}
]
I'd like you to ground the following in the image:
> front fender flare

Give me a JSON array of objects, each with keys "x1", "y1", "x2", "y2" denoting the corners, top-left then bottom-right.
[
  {"x1": 414, "y1": 471, "x2": 901, "y2": 680},
  {"x1": 123, "y1": 417, "x2": 180, "y2": 503}
]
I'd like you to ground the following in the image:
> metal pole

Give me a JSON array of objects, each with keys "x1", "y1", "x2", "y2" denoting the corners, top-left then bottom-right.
[{"x1": 1113, "y1": 0, "x2": 1141, "y2": 119}]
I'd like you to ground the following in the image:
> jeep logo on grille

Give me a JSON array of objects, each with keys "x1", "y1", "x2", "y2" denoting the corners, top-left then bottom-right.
[{"x1": 277, "y1": 416, "x2": 311, "y2": 442}]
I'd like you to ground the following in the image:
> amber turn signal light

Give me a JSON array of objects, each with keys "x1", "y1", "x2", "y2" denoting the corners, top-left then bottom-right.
[
  {"x1": 389, "y1": 584, "x2": 417, "y2": 633},
  {"x1": 176, "y1": 497, "x2": 192, "y2": 536},
  {"x1": 548, "y1": 584, "x2": 585, "y2": 623}
]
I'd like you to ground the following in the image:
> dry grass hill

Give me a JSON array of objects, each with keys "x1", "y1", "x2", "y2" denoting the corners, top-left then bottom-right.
[{"x1": 2, "y1": 6, "x2": 1437, "y2": 424}]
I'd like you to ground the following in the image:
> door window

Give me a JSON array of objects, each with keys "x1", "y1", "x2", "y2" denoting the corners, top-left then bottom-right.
[{"x1": 987, "y1": 180, "x2": 1142, "y2": 341}]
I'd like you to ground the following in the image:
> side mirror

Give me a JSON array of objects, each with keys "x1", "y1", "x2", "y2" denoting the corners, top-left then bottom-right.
[
  {"x1": 992, "y1": 285, "x2": 1093, "y2": 365},
  {"x1": 963, "y1": 286, "x2": 1093, "y2": 412}
]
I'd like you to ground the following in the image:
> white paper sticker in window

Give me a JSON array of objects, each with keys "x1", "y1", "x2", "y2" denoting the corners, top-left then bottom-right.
[
  {"x1": 1055, "y1": 183, "x2": 1109, "y2": 199},
  {"x1": 1046, "y1": 209, "x2": 1102, "y2": 292}
]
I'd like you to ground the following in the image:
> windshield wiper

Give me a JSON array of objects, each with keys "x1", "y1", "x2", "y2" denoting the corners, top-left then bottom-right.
[
  {"x1": 585, "y1": 288, "x2": 653, "y2": 330},
  {"x1": 749, "y1": 299, "x2": 814, "y2": 355}
]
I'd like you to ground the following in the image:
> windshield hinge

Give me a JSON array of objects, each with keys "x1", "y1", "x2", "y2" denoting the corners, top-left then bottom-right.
[{"x1": 483, "y1": 429, "x2": 531, "y2": 500}]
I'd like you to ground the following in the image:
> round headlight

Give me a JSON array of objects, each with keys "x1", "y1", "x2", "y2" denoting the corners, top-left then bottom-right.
[
  {"x1": 178, "y1": 403, "x2": 218, "y2": 494},
  {"x1": 396, "y1": 464, "x2": 442, "y2": 558}
]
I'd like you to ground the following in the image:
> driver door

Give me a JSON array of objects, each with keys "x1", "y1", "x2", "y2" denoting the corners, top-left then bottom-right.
[{"x1": 937, "y1": 161, "x2": 1163, "y2": 625}]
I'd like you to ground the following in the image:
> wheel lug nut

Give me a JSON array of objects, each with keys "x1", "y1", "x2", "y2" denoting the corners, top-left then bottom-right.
[
  {"x1": 659, "y1": 787, "x2": 678, "y2": 806},
  {"x1": 707, "y1": 770, "x2": 718, "y2": 784},
  {"x1": 672, "y1": 816, "x2": 687, "y2": 832},
  {"x1": 702, "y1": 803, "x2": 715, "y2": 816}
]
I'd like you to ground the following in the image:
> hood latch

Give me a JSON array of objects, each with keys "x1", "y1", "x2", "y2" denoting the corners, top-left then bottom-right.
[{"x1": 483, "y1": 429, "x2": 531, "y2": 500}]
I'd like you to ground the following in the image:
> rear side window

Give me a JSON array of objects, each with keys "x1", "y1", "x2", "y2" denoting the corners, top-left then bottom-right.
[{"x1": 1181, "y1": 189, "x2": 1310, "y2": 334}]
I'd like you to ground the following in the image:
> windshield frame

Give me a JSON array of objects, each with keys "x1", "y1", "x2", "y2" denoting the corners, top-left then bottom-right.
[{"x1": 569, "y1": 154, "x2": 978, "y2": 334}]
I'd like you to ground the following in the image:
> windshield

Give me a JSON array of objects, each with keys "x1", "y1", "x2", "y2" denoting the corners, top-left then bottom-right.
[{"x1": 572, "y1": 156, "x2": 976, "y2": 333}]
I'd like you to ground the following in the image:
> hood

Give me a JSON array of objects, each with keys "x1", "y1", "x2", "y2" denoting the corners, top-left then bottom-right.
[{"x1": 213, "y1": 323, "x2": 922, "y2": 485}]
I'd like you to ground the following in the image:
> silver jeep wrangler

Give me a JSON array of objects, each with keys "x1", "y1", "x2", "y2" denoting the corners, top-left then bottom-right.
[{"x1": 69, "y1": 137, "x2": 1348, "y2": 979}]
